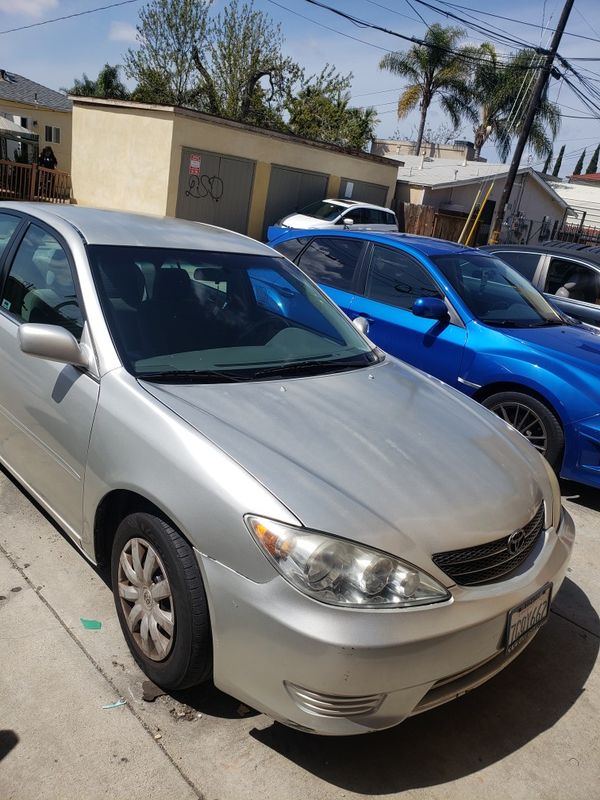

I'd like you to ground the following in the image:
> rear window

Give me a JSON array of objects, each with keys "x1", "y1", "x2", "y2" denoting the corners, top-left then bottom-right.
[
  {"x1": 296, "y1": 237, "x2": 364, "y2": 291},
  {"x1": 273, "y1": 237, "x2": 309, "y2": 262}
]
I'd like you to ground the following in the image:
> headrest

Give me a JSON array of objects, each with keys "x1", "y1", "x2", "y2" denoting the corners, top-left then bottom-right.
[
  {"x1": 154, "y1": 268, "x2": 192, "y2": 301},
  {"x1": 99, "y1": 258, "x2": 145, "y2": 308}
]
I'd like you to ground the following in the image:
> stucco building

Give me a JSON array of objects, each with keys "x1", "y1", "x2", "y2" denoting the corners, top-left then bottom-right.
[{"x1": 70, "y1": 97, "x2": 399, "y2": 240}]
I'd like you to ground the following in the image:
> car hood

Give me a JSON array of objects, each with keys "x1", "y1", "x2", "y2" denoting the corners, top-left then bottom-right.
[
  {"x1": 280, "y1": 213, "x2": 335, "y2": 229},
  {"x1": 141, "y1": 359, "x2": 548, "y2": 565}
]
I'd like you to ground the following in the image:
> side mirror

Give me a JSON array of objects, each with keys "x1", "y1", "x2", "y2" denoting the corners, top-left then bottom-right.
[
  {"x1": 342, "y1": 217, "x2": 354, "y2": 227},
  {"x1": 412, "y1": 297, "x2": 449, "y2": 321},
  {"x1": 352, "y1": 316, "x2": 370, "y2": 335},
  {"x1": 18, "y1": 323, "x2": 91, "y2": 368}
]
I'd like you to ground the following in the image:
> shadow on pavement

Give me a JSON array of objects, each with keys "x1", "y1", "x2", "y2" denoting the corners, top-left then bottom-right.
[
  {"x1": 250, "y1": 578, "x2": 598, "y2": 795},
  {"x1": 560, "y1": 479, "x2": 600, "y2": 513},
  {"x1": 0, "y1": 730, "x2": 19, "y2": 762}
]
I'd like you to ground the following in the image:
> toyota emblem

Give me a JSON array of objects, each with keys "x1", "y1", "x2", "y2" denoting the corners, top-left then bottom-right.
[{"x1": 507, "y1": 529, "x2": 526, "y2": 555}]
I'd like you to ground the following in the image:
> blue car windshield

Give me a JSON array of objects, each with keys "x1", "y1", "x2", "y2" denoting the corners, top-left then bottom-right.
[
  {"x1": 433, "y1": 253, "x2": 563, "y2": 328},
  {"x1": 88, "y1": 246, "x2": 382, "y2": 382}
]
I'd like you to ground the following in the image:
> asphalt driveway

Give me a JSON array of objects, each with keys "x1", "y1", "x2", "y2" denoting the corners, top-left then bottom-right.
[{"x1": 0, "y1": 467, "x2": 598, "y2": 800}]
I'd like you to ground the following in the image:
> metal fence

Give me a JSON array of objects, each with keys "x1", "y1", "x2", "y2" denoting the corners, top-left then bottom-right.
[
  {"x1": 0, "y1": 160, "x2": 71, "y2": 203},
  {"x1": 556, "y1": 221, "x2": 600, "y2": 246}
]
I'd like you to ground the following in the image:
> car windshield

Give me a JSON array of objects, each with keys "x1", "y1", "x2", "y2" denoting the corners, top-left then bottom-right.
[
  {"x1": 296, "y1": 201, "x2": 347, "y2": 221},
  {"x1": 88, "y1": 246, "x2": 381, "y2": 382},
  {"x1": 432, "y1": 252, "x2": 564, "y2": 328}
]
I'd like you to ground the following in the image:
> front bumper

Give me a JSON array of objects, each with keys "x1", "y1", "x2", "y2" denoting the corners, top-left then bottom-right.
[{"x1": 196, "y1": 509, "x2": 574, "y2": 735}]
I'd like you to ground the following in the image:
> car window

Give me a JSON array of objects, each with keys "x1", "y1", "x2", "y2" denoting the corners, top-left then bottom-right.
[
  {"x1": 340, "y1": 207, "x2": 365, "y2": 225},
  {"x1": 491, "y1": 251, "x2": 540, "y2": 282},
  {"x1": 366, "y1": 245, "x2": 442, "y2": 310},
  {"x1": 296, "y1": 237, "x2": 363, "y2": 291},
  {"x1": 385, "y1": 212, "x2": 396, "y2": 226},
  {"x1": 0, "y1": 224, "x2": 84, "y2": 339},
  {"x1": 273, "y1": 237, "x2": 309, "y2": 262},
  {"x1": 545, "y1": 257, "x2": 600, "y2": 305},
  {"x1": 0, "y1": 214, "x2": 20, "y2": 262}
]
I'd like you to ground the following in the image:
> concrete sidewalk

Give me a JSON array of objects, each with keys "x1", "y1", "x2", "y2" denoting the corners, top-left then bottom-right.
[{"x1": 1, "y1": 468, "x2": 599, "y2": 800}]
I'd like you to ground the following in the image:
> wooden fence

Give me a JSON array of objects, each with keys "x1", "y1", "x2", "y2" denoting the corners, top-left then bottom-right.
[
  {"x1": 0, "y1": 160, "x2": 71, "y2": 203},
  {"x1": 401, "y1": 202, "x2": 478, "y2": 244}
]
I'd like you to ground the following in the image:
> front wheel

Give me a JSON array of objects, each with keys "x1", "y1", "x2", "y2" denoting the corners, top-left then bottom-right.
[
  {"x1": 111, "y1": 512, "x2": 212, "y2": 690},
  {"x1": 481, "y1": 391, "x2": 564, "y2": 470}
]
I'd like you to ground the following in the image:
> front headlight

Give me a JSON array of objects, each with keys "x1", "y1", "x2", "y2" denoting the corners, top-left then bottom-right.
[
  {"x1": 541, "y1": 457, "x2": 562, "y2": 529},
  {"x1": 245, "y1": 515, "x2": 450, "y2": 608}
]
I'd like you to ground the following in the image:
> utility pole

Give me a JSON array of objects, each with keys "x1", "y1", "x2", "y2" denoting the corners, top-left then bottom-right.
[{"x1": 488, "y1": 0, "x2": 574, "y2": 244}]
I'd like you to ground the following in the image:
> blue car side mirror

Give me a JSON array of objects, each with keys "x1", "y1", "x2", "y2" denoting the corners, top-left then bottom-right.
[{"x1": 412, "y1": 297, "x2": 449, "y2": 320}]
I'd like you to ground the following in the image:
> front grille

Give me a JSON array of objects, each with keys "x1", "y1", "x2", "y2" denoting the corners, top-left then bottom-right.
[
  {"x1": 284, "y1": 682, "x2": 385, "y2": 718},
  {"x1": 432, "y1": 504, "x2": 545, "y2": 586}
]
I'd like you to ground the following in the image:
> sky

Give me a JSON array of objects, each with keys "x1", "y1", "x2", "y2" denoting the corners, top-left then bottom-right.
[{"x1": 0, "y1": 0, "x2": 599, "y2": 176}]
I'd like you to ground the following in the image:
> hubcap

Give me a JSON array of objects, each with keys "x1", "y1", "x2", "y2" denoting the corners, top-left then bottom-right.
[
  {"x1": 490, "y1": 401, "x2": 548, "y2": 456},
  {"x1": 117, "y1": 537, "x2": 175, "y2": 661}
]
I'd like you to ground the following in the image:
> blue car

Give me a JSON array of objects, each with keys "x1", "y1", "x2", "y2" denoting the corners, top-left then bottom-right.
[{"x1": 267, "y1": 227, "x2": 600, "y2": 489}]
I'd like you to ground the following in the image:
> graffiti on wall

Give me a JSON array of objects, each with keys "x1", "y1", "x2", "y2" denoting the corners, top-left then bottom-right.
[{"x1": 186, "y1": 174, "x2": 224, "y2": 202}]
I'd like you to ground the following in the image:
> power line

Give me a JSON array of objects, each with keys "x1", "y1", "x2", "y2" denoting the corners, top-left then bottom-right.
[{"x1": 0, "y1": 0, "x2": 141, "y2": 36}]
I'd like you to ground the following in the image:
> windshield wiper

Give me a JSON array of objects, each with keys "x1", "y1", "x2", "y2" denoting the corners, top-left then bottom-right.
[
  {"x1": 252, "y1": 358, "x2": 373, "y2": 379},
  {"x1": 136, "y1": 369, "x2": 246, "y2": 384}
]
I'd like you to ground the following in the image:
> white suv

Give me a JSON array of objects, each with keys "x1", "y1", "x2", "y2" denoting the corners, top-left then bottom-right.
[{"x1": 275, "y1": 198, "x2": 398, "y2": 231}]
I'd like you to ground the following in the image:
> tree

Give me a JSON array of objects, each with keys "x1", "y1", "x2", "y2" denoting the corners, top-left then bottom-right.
[
  {"x1": 542, "y1": 149, "x2": 553, "y2": 173},
  {"x1": 124, "y1": 0, "x2": 211, "y2": 107},
  {"x1": 64, "y1": 64, "x2": 129, "y2": 99},
  {"x1": 552, "y1": 144, "x2": 565, "y2": 177},
  {"x1": 191, "y1": 0, "x2": 300, "y2": 126},
  {"x1": 379, "y1": 24, "x2": 473, "y2": 155},
  {"x1": 573, "y1": 148, "x2": 586, "y2": 176},
  {"x1": 286, "y1": 66, "x2": 378, "y2": 150},
  {"x1": 586, "y1": 144, "x2": 599, "y2": 174},
  {"x1": 469, "y1": 45, "x2": 560, "y2": 161}
]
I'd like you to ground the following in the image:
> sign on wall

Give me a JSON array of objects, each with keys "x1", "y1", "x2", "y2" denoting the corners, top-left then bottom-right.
[{"x1": 189, "y1": 153, "x2": 202, "y2": 176}]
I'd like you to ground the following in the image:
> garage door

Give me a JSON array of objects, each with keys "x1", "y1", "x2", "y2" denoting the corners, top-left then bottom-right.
[
  {"x1": 176, "y1": 148, "x2": 255, "y2": 234},
  {"x1": 339, "y1": 178, "x2": 389, "y2": 207},
  {"x1": 263, "y1": 166, "x2": 328, "y2": 237}
]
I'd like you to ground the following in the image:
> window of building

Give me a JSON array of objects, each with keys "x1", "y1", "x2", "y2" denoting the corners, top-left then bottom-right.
[{"x1": 44, "y1": 126, "x2": 61, "y2": 144}]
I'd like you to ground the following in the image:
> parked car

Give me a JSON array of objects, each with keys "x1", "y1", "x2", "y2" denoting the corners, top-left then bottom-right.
[
  {"x1": 0, "y1": 204, "x2": 573, "y2": 736},
  {"x1": 268, "y1": 227, "x2": 600, "y2": 490},
  {"x1": 482, "y1": 241, "x2": 600, "y2": 328},
  {"x1": 274, "y1": 198, "x2": 398, "y2": 231}
]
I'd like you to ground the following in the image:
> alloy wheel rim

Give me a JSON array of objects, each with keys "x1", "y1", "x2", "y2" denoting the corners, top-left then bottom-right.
[
  {"x1": 117, "y1": 537, "x2": 175, "y2": 661},
  {"x1": 490, "y1": 401, "x2": 548, "y2": 455}
]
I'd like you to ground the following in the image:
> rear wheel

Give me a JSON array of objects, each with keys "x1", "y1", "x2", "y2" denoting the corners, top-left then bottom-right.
[
  {"x1": 111, "y1": 512, "x2": 212, "y2": 690},
  {"x1": 481, "y1": 391, "x2": 564, "y2": 470}
]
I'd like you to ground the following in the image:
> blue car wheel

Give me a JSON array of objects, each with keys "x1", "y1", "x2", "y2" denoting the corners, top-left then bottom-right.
[{"x1": 481, "y1": 391, "x2": 564, "y2": 470}]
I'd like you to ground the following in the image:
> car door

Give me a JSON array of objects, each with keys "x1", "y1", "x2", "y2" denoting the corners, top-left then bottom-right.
[
  {"x1": 293, "y1": 235, "x2": 367, "y2": 316},
  {"x1": 0, "y1": 218, "x2": 100, "y2": 542},
  {"x1": 540, "y1": 255, "x2": 600, "y2": 327},
  {"x1": 350, "y1": 243, "x2": 468, "y2": 384}
]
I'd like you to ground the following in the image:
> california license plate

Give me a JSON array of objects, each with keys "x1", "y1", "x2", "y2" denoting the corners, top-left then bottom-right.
[{"x1": 505, "y1": 583, "x2": 552, "y2": 654}]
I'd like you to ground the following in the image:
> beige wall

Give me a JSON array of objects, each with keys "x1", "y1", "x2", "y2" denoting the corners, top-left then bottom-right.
[
  {"x1": 166, "y1": 109, "x2": 397, "y2": 237},
  {"x1": 71, "y1": 103, "x2": 174, "y2": 214},
  {"x1": 70, "y1": 100, "x2": 398, "y2": 237},
  {"x1": 373, "y1": 138, "x2": 476, "y2": 161},
  {"x1": 0, "y1": 100, "x2": 72, "y2": 170}
]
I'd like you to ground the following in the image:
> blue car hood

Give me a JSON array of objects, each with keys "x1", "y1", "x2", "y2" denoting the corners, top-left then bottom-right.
[{"x1": 502, "y1": 322, "x2": 600, "y2": 365}]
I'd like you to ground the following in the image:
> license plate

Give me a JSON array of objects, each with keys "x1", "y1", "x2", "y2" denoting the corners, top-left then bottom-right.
[{"x1": 505, "y1": 583, "x2": 552, "y2": 654}]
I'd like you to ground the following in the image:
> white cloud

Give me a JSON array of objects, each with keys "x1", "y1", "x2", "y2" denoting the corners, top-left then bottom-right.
[
  {"x1": 0, "y1": 0, "x2": 58, "y2": 17},
  {"x1": 108, "y1": 20, "x2": 137, "y2": 43}
]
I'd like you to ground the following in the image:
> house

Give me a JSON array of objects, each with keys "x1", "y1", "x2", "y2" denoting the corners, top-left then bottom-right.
[
  {"x1": 70, "y1": 97, "x2": 399, "y2": 240},
  {"x1": 546, "y1": 174, "x2": 600, "y2": 241},
  {"x1": 371, "y1": 138, "x2": 485, "y2": 162},
  {"x1": 392, "y1": 154, "x2": 568, "y2": 245},
  {"x1": 0, "y1": 69, "x2": 72, "y2": 170}
]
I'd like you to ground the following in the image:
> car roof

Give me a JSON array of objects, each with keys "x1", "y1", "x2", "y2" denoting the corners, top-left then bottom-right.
[
  {"x1": 272, "y1": 227, "x2": 473, "y2": 257},
  {"x1": 482, "y1": 240, "x2": 600, "y2": 266},
  {"x1": 312, "y1": 199, "x2": 395, "y2": 213},
  {"x1": 1, "y1": 202, "x2": 274, "y2": 255}
]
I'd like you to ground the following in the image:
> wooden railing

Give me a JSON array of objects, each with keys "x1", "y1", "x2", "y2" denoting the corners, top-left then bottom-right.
[{"x1": 0, "y1": 160, "x2": 71, "y2": 203}]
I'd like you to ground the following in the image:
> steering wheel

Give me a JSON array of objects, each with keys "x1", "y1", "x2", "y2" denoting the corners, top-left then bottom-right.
[
  {"x1": 235, "y1": 317, "x2": 290, "y2": 346},
  {"x1": 54, "y1": 300, "x2": 80, "y2": 312}
]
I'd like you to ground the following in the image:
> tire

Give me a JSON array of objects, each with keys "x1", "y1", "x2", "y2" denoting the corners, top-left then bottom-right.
[
  {"x1": 481, "y1": 391, "x2": 564, "y2": 470},
  {"x1": 111, "y1": 512, "x2": 212, "y2": 690}
]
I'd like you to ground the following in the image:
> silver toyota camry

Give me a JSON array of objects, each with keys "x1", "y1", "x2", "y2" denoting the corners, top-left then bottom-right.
[{"x1": 0, "y1": 203, "x2": 574, "y2": 735}]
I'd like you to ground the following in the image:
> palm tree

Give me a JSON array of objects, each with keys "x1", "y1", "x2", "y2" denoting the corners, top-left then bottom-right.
[
  {"x1": 379, "y1": 24, "x2": 473, "y2": 156},
  {"x1": 64, "y1": 64, "x2": 129, "y2": 100},
  {"x1": 470, "y1": 45, "x2": 560, "y2": 161}
]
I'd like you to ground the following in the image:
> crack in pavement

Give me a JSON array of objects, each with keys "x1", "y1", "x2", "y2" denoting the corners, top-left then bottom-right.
[
  {"x1": 0, "y1": 541, "x2": 205, "y2": 800},
  {"x1": 550, "y1": 607, "x2": 600, "y2": 640}
]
